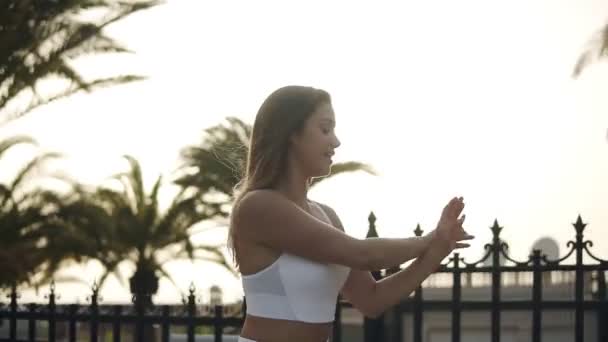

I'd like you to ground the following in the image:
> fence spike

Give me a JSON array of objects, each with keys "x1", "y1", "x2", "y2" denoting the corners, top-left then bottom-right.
[
  {"x1": 414, "y1": 223, "x2": 423, "y2": 237},
  {"x1": 366, "y1": 211, "x2": 378, "y2": 238},
  {"x1": 490, "y1": 219, "x2": 503, "y2": 238},
  {"x1": 574, "y1": 215, "x2": 587, "y2": 235}
]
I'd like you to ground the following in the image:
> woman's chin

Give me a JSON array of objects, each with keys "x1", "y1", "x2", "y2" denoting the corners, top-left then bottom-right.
[
  {"x1": 307, "y1": 161, "x2": 332, "y2": 179},
  {"x1": 314, "y1": 166, "x2": 332, "y2": 178}
]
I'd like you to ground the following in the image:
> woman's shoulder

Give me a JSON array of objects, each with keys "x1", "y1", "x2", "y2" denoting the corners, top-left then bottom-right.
[
  {"x1": 235, "y1": 189, "x2": 285, "y2": 211},
  {"x1": 232, "y1": 189, "x2": 302, "y2": 229}
]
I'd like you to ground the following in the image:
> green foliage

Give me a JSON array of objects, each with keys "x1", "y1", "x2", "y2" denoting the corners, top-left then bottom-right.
[{"x1": 0, "y1": 0, "x2": 161, "y2": 123}]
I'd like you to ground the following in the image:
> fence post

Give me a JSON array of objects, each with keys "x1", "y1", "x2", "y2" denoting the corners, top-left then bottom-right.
[
  {"x1": 89, "y1": 281, "x2": 100, "y2": 342},
  {"x1": 413, "y1": 284, "x2": 423, "y2": 342},
  {"x1": 385, "y1": 265, "x2": 402, "y2": 342},
  {"x1": 27, "y1": 303, "x2": 36, "y2": 342},
  {"x1": 46, "y1": 281, "x2": 57, "y2": 342},
  {"x1": 389, "y1": 296, "x2": 402, "y2": 342},
  {"x1": 9, "y1": 284, "x2": 17, "y2": 341},
  {"x1": 113, "y1": 305, "x2": 122, "y2": 342},
  {"x1": 413, "y1": 225, "x2": 424, "y2": 342},
  {"x1": 133, "y1": 293, "x2": 144, "y2": 342},
  {"x1": 68, "y1": 304, "x2": 77, "y2": 342},
  {"x1": 490, "y1": 220, "x2": 502, "y2": 342},
  {"x1": 186, "y1": 284, "x2": 196, "y2": 342},
  {"x1": 214, "y1": 305, "x2": 223, "y2": 342},
  {"x1": 333, "y1": 297, "x2": 342, "y2": 342},
  {"x1": 573, "y1": 216, "x2": 585, "y2": 342},
  {"x1": 598, "y1": 269, "x2": 607, "y2": 342},
  {"x1": 161, "y1": 305, "x2": 170, "y2": 342},
  {"x1": 452, "y1": 254, "x2": 462, "y2": 342},
  {"x1": 531, "y1": 249, "x2": 542, "y2": 342},
  {"x1": 363, "y1": 212, "x2": 384, "y2": 342}
]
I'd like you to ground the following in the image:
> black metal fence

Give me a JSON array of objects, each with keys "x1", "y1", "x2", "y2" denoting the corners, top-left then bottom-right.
[
  {"x1": 0, "y1": 282, "x2": 244, "y2": 342},
  {"x1": 357, "y1": 214, "x2": 608, "y2": 342},
  {"x1": 1, "y1": 215, "x2": 606, "y2": 342}
]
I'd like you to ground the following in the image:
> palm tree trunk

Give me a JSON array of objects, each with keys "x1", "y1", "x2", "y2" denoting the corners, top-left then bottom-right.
[
  {"x1": 129, "y1": 265, "x2": 159, "y2": 307},
  {"x1": 129, "y1": 265, "x2": 159, "y2": 341}
]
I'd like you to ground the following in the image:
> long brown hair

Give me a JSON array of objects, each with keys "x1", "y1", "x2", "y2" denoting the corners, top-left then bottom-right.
[{"x1": 228, "y1": 85, "x2": 331, "y2": 265}]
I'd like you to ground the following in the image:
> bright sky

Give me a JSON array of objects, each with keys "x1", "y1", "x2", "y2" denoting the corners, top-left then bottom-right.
[{"x1": 2, "y1": 0, "x2": 608, "y2": 304}]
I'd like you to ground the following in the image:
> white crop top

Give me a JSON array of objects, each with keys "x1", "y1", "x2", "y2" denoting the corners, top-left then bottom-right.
[{"x1": 241, "y1": 253, "x2": 350, "y2": 323}]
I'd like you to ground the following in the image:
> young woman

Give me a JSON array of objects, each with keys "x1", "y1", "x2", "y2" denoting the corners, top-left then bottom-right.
[{"x1": 229, "y1": 85, "x2": 474, "y2": 342}]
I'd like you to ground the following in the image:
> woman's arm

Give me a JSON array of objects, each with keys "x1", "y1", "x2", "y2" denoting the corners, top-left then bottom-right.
[
  {"x1": 316, "y1": 202, "x2": 435, "y2": 263},
  {"x1": 233, "y1": 190, "x2": 462, "y2": 271},
  {"x1": 317, "y1": 200, "x2": 472, "y2": 318},
  {"x1": 341, "y1": 243, "x2": 451, "y2": 318}
]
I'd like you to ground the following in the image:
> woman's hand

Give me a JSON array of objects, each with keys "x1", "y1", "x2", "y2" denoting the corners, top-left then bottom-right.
[{"x1": 431, "y1": 196, "x2": 474, "y2": 255}]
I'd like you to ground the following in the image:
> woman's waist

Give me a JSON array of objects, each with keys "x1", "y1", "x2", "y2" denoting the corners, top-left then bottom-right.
[{"x1": 241, "y1": 314, "x2": 331, "y2": 342}]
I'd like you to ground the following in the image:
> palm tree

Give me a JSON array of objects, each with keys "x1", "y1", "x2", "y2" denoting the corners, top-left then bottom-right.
[
  {"x1": 174, "y1": 117, "x2": 377, "y2": 220},
  {"x1": 0, "y1": 0, "x2": 161, "y2": 124},
  {"x1": 0, "y1": 136, "x2": 64, "y2": 288},
  {"x1": 572, "y1": 23, "x2": 608, "y2": 77},
  {"x1": 48, "y1": 155, "x2": 233, "y2": 306}
]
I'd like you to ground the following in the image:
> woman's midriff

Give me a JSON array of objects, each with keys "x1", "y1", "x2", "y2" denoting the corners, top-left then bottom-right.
[{"x1": 240, "y1": 314, "x2": 332, "y2": 342}]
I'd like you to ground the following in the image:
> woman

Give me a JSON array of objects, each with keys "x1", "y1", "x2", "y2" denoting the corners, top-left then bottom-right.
[{"x1": 229, "y1": 85, "x2": 474, "y2": 342}]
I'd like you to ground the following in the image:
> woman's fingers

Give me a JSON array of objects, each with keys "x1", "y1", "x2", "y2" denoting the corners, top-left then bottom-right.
[
  {"x1": 454, "y1": 242, "x2": 471, "y2": 249},
  {"x1": 463, "y1": 234, "x2": 475, "y2": 240},
  {"x1": 456, "y1": 228, "x2": 475, "y2": 240},
  {"x1": 446, "y1": 196, "x2": 462, "y2": 220}
]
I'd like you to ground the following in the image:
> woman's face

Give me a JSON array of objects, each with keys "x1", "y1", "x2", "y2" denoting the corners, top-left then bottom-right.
[{"x1": 289, "y1": 102, "x2": 341, "y2": 177}]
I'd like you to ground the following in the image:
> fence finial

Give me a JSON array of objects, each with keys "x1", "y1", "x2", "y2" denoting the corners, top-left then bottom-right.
[
  {"x1": 366, "y1": 211, "x2": 378, "y2": 238},
  {"x1": 414, "y1": 223, "x2": 423, "y2": 237},
  {"x1": 491, "y1": 219, "x2": 503, "y2": 239},
  {"x1": 574, "y1": 215, "x2": 587, "y2": 235},
  {"x1": 88, "y1": 279, "x2": 100, "y2": 305},
  {"x1": 45, "y1": 280, "x2": 58, "y2": 304}
]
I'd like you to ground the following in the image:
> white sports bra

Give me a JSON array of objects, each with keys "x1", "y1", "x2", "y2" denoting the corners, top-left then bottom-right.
[{"x1": 241, "y1": 252, "x2": 350, "y2": 323}]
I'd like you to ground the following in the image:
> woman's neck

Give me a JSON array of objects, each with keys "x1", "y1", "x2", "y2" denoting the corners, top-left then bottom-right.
[{"x1": 275, "y1": 172, "x2": 311, "y2": 209}]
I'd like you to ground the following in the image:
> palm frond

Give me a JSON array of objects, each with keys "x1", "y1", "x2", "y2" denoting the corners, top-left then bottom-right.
[
  {"x1": 2, "y1": 75, "x2": 146, "y2": 124},
  {"x1": 9, "y1": 151, "x2": 62, "y2": 192},
  {"x1": 120, "y1": 154, "x2": 146, "y2": 216},
  {"x1": 310, "y1": 161, "x2": 377, "y2": 187},
  {"x1": 0, "y1": 0, "x2": 161, "y2": 123},
  {"x1": 573, "y1": 23, "x2": 608, "y2": 77},
  {"x1": 0, "y1": 135, "x2": 37, "y2": 158}
]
